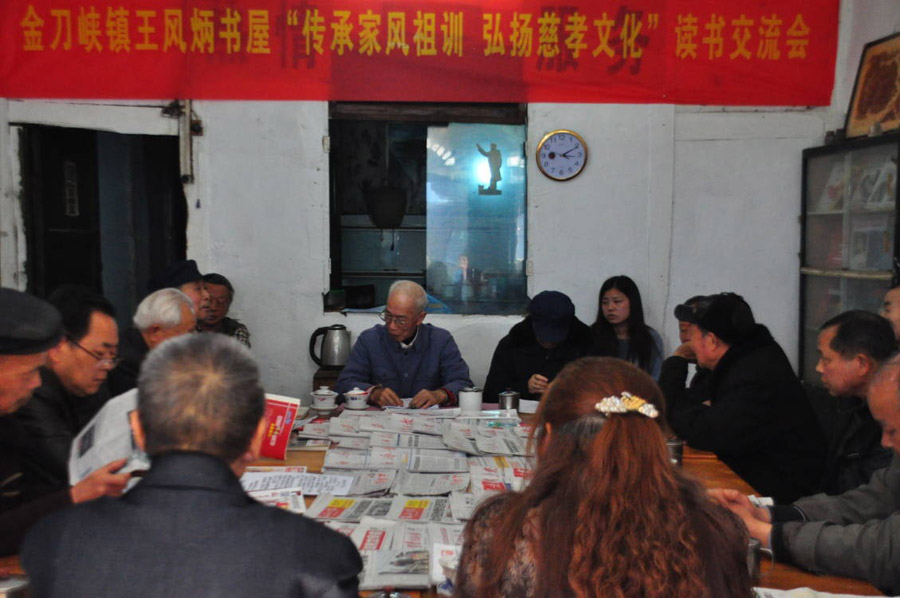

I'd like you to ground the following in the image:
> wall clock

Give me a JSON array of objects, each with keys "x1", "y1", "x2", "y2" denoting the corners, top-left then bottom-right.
[{"x1": 536, "y1": 129, "x2": 588, "y2": 181}]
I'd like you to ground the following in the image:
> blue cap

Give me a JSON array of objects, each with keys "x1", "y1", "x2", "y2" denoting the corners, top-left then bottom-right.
[{"x1": 529, "y1": 291, "x2": 575, "y2": 344}]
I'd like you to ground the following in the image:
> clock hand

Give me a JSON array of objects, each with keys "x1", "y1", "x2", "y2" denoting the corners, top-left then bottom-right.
[{"x1": 560, "y1": 146, "x2": 577, "y2": 157}]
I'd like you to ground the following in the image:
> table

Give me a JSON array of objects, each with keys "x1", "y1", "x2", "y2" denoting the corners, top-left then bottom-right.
[
  {"x1": 683, "y1": 446, "x2": 883, "y2": 596},
  {"x1": 0, "y1": 440, "x2": 885, "y2": 596}
]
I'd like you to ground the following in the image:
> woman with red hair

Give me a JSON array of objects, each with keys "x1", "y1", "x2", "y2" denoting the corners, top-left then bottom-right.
[{"x1": 455, "y1": 357, "x2": 753, "y2": 598}]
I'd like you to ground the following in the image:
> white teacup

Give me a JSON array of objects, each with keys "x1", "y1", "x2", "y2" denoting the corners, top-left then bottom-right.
[
  {"x1": 343, "y1": 387, "x2": 370, "y2": 410},
  {"x1": 311, "y1": 386, "x2": 337, "y2": 411}
]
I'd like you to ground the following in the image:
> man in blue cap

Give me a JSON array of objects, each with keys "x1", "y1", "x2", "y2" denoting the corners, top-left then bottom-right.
[
  {"x1": 0, "y1": 288, "x2": 130, "y2": 556},
  {"x1": 484, "y1": 290, "x2": 592, "y2": 402}
]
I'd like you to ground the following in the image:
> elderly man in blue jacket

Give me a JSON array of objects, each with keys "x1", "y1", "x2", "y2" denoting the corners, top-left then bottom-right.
[{"x1": 336, "y1": 280, "x2": 472, "y2": 408}]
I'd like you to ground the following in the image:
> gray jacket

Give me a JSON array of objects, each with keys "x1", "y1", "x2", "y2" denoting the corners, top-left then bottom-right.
[{"x1": 775, "y1": 455, "x2": 900, "y2": 594}]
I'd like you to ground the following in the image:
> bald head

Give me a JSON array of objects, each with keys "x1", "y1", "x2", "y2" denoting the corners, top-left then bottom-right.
[
  {"x1": 388, "y1": 280, "x2": 427, "y2": 313},
  {"x1": 868, "y1": 354, "x2": 900, "y2": 454}
]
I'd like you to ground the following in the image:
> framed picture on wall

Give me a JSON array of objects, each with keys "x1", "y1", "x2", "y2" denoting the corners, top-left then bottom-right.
[{"x1": 845, "y1": 32, "x2": 900, "y2": 139}]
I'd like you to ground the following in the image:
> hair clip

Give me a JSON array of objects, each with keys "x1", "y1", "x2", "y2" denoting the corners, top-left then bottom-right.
[{"x1": 595, "y1": 391, "x2": 659, "y2": 419}]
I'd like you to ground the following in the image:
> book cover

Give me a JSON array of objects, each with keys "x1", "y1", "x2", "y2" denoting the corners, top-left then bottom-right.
[{"x1": 260, "y1": 394, "x2": 302, "y2": 460}]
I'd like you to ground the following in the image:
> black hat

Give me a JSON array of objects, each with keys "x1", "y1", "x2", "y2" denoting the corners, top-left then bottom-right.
[
  {"x1": 0, "y1": 288, "x2": 64, "y2": 355},
  {"x1": 529, "y1": 291, "x2": 575, "y2": 344},
  {"x1": 673, "y1": 293, "x2": 756, "y2": 346},
  {"x1": 149, "y1": 259, "x2": 203, "y2": 292}
]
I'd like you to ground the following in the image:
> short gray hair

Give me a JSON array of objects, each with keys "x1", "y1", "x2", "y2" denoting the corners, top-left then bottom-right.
[
  {"x1": 133, "y1": 288, "x2": 195, "y2": 332},
  {"x1": 137, "y1": 333, "x2": 265, "y2": 462},
  {"x1": 389, "y1": 280, "x2": 427, "y2": 313}
]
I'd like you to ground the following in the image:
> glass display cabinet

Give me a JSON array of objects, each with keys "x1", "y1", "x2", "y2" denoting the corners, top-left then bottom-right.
[{"x1": 800, "y1": 133, "x2": 900, "y2": 383}]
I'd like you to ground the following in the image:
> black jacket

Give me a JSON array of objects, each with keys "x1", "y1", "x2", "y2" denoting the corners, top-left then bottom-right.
[
  {"x1": 23, "y1": 452, "x2": 363, "y2": 598},
  {"x1": 484, "y1": 316, "x2": 593, "y2": 402},
  {"x1": 660, "y1": 325, "x2": 827, "y2": 503},
  {"x1": 820, "y1": 393, "x2": 892, "y2": 495},
  {"x1": 0, "y1": 416, "x2": 71, "y2": 556},
  {"x1": 12, "y1": 368, "x2": 107, "y2": 494},
  {"x1": 107, "y1": 326, "x2": 149, "y2": 397}
]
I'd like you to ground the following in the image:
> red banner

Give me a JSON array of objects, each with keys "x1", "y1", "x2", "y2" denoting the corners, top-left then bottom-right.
[{"x1": 0, "y1": 0, "x2": 839, "y2": 104}]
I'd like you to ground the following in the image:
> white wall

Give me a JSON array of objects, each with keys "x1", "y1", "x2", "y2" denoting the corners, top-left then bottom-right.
[{"x1": 2, "y1": 1, "x2": 900, "y2": 395}]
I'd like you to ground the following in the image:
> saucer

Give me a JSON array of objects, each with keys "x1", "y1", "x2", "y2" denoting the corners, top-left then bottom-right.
[
  {"x1": 344, "y1": 402, "x2": 369, "y2": 410},
  {"x1": 312, "y1": 406, "x2": 337, "y2": 417}
]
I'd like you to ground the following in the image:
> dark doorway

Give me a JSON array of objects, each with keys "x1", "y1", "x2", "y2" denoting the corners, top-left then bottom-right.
[{"x1": 19, "y1": 125, "x2": 186, "y2": 327}]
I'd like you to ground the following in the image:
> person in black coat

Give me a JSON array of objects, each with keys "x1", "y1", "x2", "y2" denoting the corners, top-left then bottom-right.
[
  {"x1": 484, "y1": 291, "x2": 593, "y2": 402},
  {"x1": 23, "y1": 333, "x2": 362, "y2": 598},
  {"x1": 813, "y1": 310, "x2": 894, "y2": 494},
  {"x1": 659, "y1": 292, "x2": 827, "y2": 503},
  {"x1": 0, "y1": 288, "x2": 128, "y2": 557}
]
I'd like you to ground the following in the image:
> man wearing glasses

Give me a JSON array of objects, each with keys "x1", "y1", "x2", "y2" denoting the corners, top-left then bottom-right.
[
  {"x1": 335, "y1": 280, "x2": 472, "y2": 408},
  {"x1": 13, "y1": 285, "x2": 121, "y2": 495},
  {"x1": 0, "y1": 288, "x2": 130, "y2": 556}
]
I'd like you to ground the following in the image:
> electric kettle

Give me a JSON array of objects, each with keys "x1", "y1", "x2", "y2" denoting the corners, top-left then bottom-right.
[{"x1": 309, "y1": 324, "x2": 351, "y2": 369}]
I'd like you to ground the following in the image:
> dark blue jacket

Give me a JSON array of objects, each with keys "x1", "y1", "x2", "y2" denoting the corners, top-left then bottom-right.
[
  {"x1": 23, "y1": 452, "x2": 362, "y2": 598},
  {"x1": 335, "y1": 323, "x2": 472, "y2": 402}
]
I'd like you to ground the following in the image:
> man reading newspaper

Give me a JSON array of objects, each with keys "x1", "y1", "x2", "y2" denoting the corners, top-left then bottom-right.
[{"x1": 23, "y1": 333, "x2": 362, "y2": 597}]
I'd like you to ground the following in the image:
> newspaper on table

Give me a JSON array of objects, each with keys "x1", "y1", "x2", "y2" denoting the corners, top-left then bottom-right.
[
  {"x1": 445, "y1": 420, "x2": 475, "y2": 439},
  {"x1": 413, "y1": 417, "x2": 444, "y2": 436},
  {"x1": 474, "y1": 430, "x2": 528, "y2": 456},
  {"x1": 380, "y1": 407, "x2": 461, "y2": 418},
  {"x1": 352, "y1": 518, "x2": 431, "y2": 590},
  {"x1": 390, "y1": 469, "x2": 470, "y2": 496},
  {"x1": 345, "y1": 469, "x2": 398, "y2": 496},
  {"x1": 469, "y1": 470, "x2": 512, "y2": 498},
  {"x1": 364, "y1": 446, "x2": 410, "y2": 469},
  {"x1": 335, "y1": 436, "x2": 371, "y2": 450},
  {"x1": 288, "y1": 436, "x2": 331, "y2": 451},
  {"x1": 306, "y1": 493, "x2": 394, "y2": 522},
  {"x1": 358, "y1": 416, "x2": 391, "y2": 433},
  {"x1": 244, "y1": 465, "x2": 308, "y2": 473},
  {"x1": 468, "y1": 455, "x2": 534, "y2": 494},
  {"x1": 441, "y1": 425, "x2": 480, "y2": 455},
  {"x1": 239, "y1": 468, "x2": 354, "y2": 496},
  {"x1": 295, "y1": 421, "x2": 330, "y2": 439},
  {"x1": 449, "y1": 491, "x2": 491, "y2": 521},
  {"x1": 385, "y1": 495, "x2": 456, "y2": 524},
  {"x1": 408, "y1": 449, "x2": 469, "y2": 473},
  {"x1": 373, "y1": 432, "x2": 446, "y2": 450},
  {"x1": 369, "y1": 431, "x2": 402, "y2": 447},
  {"x1": 324, "y1": 447, "x2": 370, "y2": 469},
  {"x1": 68, "y1": 389, "x2": 150, "y2": 484},
  {"x1": 325, "y1": 520, "x2": 358, "y2": 537},
  {"x1": 387, "y1": 413, "x2": 418, "y2": 434},
  {"x1": 247, "y1": 489, "x2": 306, "y2": 513},
  {"x1": 397, "y1": 433, "x2": 448, "y2": 450},
  {"x1": 329, "y1": 416, "x2": 368, "y2": 438}
]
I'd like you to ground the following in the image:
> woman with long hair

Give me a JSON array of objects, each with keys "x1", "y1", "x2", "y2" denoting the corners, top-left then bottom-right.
[
  {"x1": 591, "y1": 275, "x2": 664, "y2": 379},
  {"x1": 455, "y1": 357, "x2": 752, "y2": 598}
]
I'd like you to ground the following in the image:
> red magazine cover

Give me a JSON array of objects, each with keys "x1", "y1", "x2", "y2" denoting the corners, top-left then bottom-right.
[{"x1": 260, "y1": 394, "x2": 302, "y2": 460}]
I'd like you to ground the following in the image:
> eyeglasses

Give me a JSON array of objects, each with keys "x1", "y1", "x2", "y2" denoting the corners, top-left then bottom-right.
[
  {"x1": 69, "y1": 338, "x2": 120, "y2": 368},
  {"x1": 380, "y1": 311, "x2": 412, "y2": 327}
]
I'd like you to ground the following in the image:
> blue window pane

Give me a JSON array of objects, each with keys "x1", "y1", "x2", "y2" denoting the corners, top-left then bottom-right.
[{"x1": 426, "y1": 123, "x2": 528, "y2": 315}]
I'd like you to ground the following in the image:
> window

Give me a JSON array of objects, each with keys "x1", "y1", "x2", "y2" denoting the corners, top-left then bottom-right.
[{"x1": 328, "y1": 103, "x2": 528, "y2": 315}]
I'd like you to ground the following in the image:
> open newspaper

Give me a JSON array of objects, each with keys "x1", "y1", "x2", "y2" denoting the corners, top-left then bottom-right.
[{"x1": 69, "y1": 389, "x2": 149, "y2": 484}]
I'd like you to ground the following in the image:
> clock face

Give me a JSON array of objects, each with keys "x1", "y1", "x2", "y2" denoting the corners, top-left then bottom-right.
[{"x1": 537, "y1": 130, "x2": 587, "y2": 181}]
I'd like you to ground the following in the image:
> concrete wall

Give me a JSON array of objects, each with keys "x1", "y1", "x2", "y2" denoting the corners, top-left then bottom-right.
[{"x1": 2, "y1": 1, "x2": 900, "y2": 396}]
